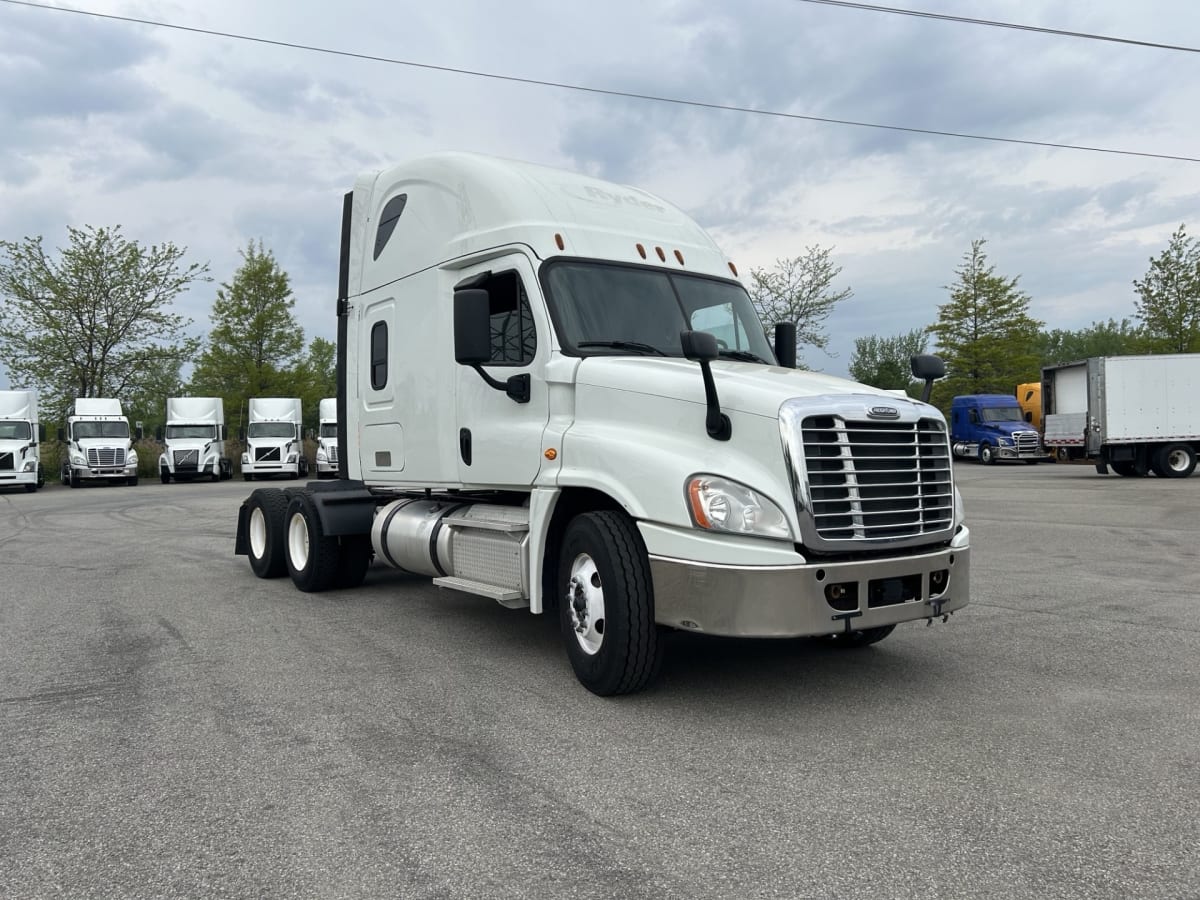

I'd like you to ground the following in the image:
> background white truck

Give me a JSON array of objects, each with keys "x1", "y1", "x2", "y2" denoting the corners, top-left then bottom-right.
[
  {"x1": 1043, "y1": 353, "x2": 1200, "y2": 477},
  {"x1": 0, "y1": 389, "x2": 45, "y2": 492},
  {"x1": 235, "y1": 152, "x2": 970, "y2": 695},
  {"x1": 59, "y1": 398, "x2": 140, "y2": 487},
  {"x1": 315, "y1": 397, "x2": 338, "y2": 478},
  {"x1": 240, "y1": 398, "x2": 307, "y2": 480},
  {"x1": 158, "y1": 397, "x2": 233, "y2": 483}
]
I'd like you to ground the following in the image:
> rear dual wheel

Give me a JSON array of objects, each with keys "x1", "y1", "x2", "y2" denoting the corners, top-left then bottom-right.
[
  {"x1": 1152, "y1": 443, "x2": 1196, "y2": 479},
  {"x1": 284, "y1": 492, "x2": 373, "y2": 592}
]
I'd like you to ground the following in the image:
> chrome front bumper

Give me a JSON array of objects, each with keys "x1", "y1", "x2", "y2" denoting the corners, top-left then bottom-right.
[{"x1": 648, "y1": 530, "x2": 970, "y2": 638}]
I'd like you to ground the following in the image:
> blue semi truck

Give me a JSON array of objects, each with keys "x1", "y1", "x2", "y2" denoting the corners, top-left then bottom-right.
[{"x1": 949, "y1": 394, "x2": 1043, "y2": 464}]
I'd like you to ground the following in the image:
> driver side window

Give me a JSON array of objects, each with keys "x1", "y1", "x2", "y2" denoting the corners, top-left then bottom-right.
[{"x1": 479, "y1": 270, "x2": 536, "y2": 366}]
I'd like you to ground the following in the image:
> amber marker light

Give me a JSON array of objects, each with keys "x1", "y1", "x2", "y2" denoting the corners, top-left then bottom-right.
[
  {"x1": 544, "y1": 448, "x2": 558, "y2": 460},
  {"x1": 655, "y1": 246, "x2": 666, "y2": 262},
  {"x1": 687, "y1": 478, "x2": 712, "y2": 529},
  {"x1": 728, "y1": 261, "x2": 739, "y2": 276},
  {"x1": 636, "y1": 243, "x2": 647, "y2": 259},
  {"x1": 555, "y1": 233, "x2": 565, "y2": 251},
  {"x1": 674, "y1": 249, "x2": 685, "y2": 265}
]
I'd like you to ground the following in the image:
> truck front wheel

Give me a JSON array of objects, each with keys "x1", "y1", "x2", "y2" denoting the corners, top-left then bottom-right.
[
  {"x1": 1153, "y1": 443, "x2": 1196, "y2": 478},
  {"x1": 557, "y1": 510, "x2": 662, "y2": 696},
  {"x1": 246, "y1": 489, "x2": 289, "y2": 578},
  {"x1": 285, "y1": 491, "x2": 339, "y2": 592},
  {"x1": 979, "y1": 444, "x2": 995, "y2": 465}
]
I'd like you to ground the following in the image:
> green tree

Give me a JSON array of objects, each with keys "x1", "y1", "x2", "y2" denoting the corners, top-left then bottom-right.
[
  {"x1": 187, "y1": 240, "x2": 304, "y2": 435},
  {"x1": 1133, "y1": 225, "x2": 1200, "y2": 353},
  {"x1": 928, "y1": 239, "x2": 1042, "y2": 404},
  {"x1": 0, "y1": 225, "x2": 206, "y2": 421},
  {"x1": 1034, "y1": 318, "x2": 1145, "y2": 369},
  {"x1": 293, "y1": 337, "x2": 337, "y2": 433},
  {"x1": 749, "y1": 246, "x2": 853, "y2": 368},
  {"x1": 849, "y1": 329, "x2": 928, "y2": 394}
]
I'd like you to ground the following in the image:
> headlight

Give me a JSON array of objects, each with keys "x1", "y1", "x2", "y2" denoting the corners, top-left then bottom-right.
[
  {"x1": 241, "y1": 453, "x2": 250, "y2": 464},
  {"x1": 286, "y1": 453, "x2": 298, "y2": 463},
  {"x1": 70, "y1": 451, "x2": 86, "y2": 464},
  {"x1": 21, "y1": 459, "x2": 36, "y2": 472},
  {"x1": 316, "y1": 448, "x2": 327, "y2": 461},
  {"x1": 997, "y1": 436, "x2": 1012, "y2": 446},
  {"x1": 686, "y1": 475, "x2": 792, "y2": 541},
  {"x1": 954, "y1": 486, "x2": 965, "y2": 527}
]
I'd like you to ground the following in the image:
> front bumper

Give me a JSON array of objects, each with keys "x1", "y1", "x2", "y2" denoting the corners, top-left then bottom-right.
[
  {"x1": 243, "y1": 461, "x2": 299, "y2": 476},
  {"x1": 646, "y1": 526, "x2": 970, "y2": 638},
  {"x1": 0, "y1": 470, "x2": 38, "y2": 486},
  {"x1": 70, "y1": 465, "x2": 136, "y2": 481},
  {"x1": 997, "y1": 446, "x2": 1042, "y2": 460}
]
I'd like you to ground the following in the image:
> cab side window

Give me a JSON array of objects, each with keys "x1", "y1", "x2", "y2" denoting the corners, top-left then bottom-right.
[
  {"x1": 480, "y1": 271, "x2": 536, "y2": 365},
  {"x1": 370, "y1": 321, "x2": 388, "y2": 390}
]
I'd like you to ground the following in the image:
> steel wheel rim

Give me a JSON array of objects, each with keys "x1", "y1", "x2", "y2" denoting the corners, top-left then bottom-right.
[
  {"x1": 566, "y1": 552, "x2": 605, "y2": 655},
  {"x1": 249, "y1": 507, "x2": 268, "y2": 559},
  {"x1": 288, "y1": 511, "x2": 310, "y2": 571},
  {"x1": 1167, "y1": 448, "x2": 1189, "y2": 472}
]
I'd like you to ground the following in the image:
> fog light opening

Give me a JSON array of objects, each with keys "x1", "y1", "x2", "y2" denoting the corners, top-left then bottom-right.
[
  {"x1": 930, "y1": 569, "x2": 949, "y2": 598},
  {"x1": 824, "y1": 581, "x2": 858, "y2": 612}
]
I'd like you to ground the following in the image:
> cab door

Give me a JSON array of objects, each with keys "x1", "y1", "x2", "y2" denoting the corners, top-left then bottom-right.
[{"x1": 454, "y1": 255, "x2": 550, "y2": 487}]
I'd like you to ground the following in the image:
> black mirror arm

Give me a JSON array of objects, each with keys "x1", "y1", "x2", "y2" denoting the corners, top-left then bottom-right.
[
  {"x1": 470, "y1": 365, "x2": 530, "y2": 404},
  {"x1": 698, "y1": 360, "x2": 732, "y2": 441}
]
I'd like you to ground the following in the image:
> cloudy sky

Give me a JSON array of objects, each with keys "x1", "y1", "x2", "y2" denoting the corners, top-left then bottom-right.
[{"x1": 1, "y1": 0, "x2": 1198, "y2": 386}]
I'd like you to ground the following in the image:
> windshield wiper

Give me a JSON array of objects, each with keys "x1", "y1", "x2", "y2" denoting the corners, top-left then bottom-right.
[
  {"x1": 576, "y1": 340, "x2": 668, "y2": 356},
  {"x1": 718, "y1": 349, "x2": 768, "y2": 363}
]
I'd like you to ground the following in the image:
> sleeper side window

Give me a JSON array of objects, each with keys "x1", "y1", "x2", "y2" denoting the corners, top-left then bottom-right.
[{"x1": 370, "y1": 321, "x2": 388, "y2": 390}]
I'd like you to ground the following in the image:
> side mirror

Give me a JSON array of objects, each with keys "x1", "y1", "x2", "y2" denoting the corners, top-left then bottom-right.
[
  {"x1": 238, "y1": 428, "x2": 246, "y2": 442},
  {"x1": 773, "y1": 322, "x2": 797, "y2": 368},
  {"x1": 454, "y1": 289, "x2": 492, "y2": 365},
  {"x1": 57, "y1": 427, "x2": 65, "y2": 443},
  {"x1": 155, "y1": 426, "x2": 163, "y2": 442},
  {"x1": 37, "y1": 424, "x2": 46, "y2": 443},
  {"x1": 135, "y1": 426, "x2": 144, "y2": 441},
  {"x1": 680, "y1": 329, "x2": 719, "y2": 362},
  {"x1": 221, "y1": 425, "x2": 227, "y2": 440},
  {"x1": 910, "y1": 354, "x2": 946, "y2": 404}
]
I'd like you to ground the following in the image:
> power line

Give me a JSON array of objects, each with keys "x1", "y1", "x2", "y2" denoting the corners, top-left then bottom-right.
[
  {"x1": 3, "y1": 0, "x2": 1198, "y2": 164},
  {"x1": 794, "y1": 0, "x2": 1200, "y2": 54}
]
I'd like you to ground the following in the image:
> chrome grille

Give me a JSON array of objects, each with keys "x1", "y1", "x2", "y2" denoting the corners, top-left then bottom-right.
[
  {"x1": 1015, "y1": 431, "x2": 1039, "y2": 454},
  {"x1": 0, "y1": 452, "x2": 12, "y2": 471},
  {"x1": 173, "y1": 449, "x2": 199, "y2": 469},
  {"x1": 87, "y1": 448, "x2": 125, "y2": 467},
  {"x1": 255, "y1": 446, "x2": 281, "y2": 462},
  {"x1": 328, "y1": 445, "x2": 338, "y2": 465},
  {"x1": 800, "y1": 415, "x2": 953, "y2": 543}
]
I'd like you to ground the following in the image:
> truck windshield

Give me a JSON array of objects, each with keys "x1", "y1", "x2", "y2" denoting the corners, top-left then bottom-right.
[
  {"x1": 74, "y1": 421, "x2": 129, "y2": 439},
  {"x1": 982, "y1": 408, "x2": 1024, "y2": 423},
  {"x1": 0, "y1": 422, "x2": 32, "y2": 441},
  {"x1": 319, "y1": 424, "x2": 337, "y2": 438},
  {"x1": 249, "y1": 423, "x2": 295, "y2": 439},
  {"x1": 543, "y1": 262, "x2": 776, "y2": 363},
  {"x1": 166, "y1": 425, "x2": 217, "y2": 440}
]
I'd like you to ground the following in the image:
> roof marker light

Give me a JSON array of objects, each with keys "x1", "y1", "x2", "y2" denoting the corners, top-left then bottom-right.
[
  {"x1": 554, "y1": 233, "x2": 565, "y2": 251},
  {"x1": 636, "y1": 243, "x2": 647, "y2": 259},
  {"x1": 728, "y1": 262, "x2": 739, "y2": 276},
  {"x1": 655, "y1": 246, "x2": 666, "y2": 262},
  {"x1": 674, "y1": 249, "x2": 685, "y2": 265}
]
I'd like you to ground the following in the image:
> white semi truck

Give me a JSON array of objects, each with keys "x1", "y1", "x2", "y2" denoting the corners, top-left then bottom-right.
[
  {"x1": 158, "y1": 397, "x2": 233, "y2": 483},
  {"x1": 0, "y1": 389, "x2": 45, "y2": 492},
  {"x1": 315, "y1": 397, "x2": 338, "y2": 478},
  {"x1": 60, "y1": 397, "x2": 140, "y2": 487},
  {"x1": 1043, "y1": 353, "x2": 1200, "y2": 477},
  {"x1": 235, "y1": 152, "x2": 970, "y2": 695},
  {"x1": 241, "y1": 398, "x2": 307, "y2": 480}
]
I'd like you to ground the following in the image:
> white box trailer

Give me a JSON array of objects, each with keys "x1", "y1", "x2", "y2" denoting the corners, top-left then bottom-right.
[
  {"x1": 1043, "y1": 353, "x2": 1200, "y2": 477},
  {"x1": 234, "y1": 152, "x2": 970, "y2": 695},
  {"x1": 158, "y1": 397, "x2": 232, "y2": 483},
  {"x1": 0, "y1": 389, "x2": 46, "y2": 492},
  {"x1": 60, "y1": 397, "x2": 140, "y2": 487},
  {"x1": 315, "y1": 397, "x2": 338, "y2": 478},
  {"x1": 241, "y1": 398, "x2": 306, "y2": 480}
]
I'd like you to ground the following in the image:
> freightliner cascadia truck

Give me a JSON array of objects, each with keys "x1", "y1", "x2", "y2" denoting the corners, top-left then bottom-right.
[
  {"x1": 236, "y1": 152, "x2": 970, "y2": 695},
  {"x1": 0, "y1": 389, "x2": 45, "y2": 492},
  {"x1": 60, "y1": 398, "x2": 140, "y2": 487},
  {"x1": 315, "y1": 397, "x2": 338, "y2": 478},
  {"x1": 158, "y1": 396, "x2": 233, "y2": 483}
]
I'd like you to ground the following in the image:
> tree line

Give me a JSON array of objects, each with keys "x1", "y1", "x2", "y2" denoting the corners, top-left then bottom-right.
[
  {"x1": 0, "y1": 228, "x2": 334, "y2": 435},
  {"x1": 747, "y1": 226, "x2": 1200, "y2": 408},
  {"x1": 2, "y1": 223, "x2": 1197, "y2": 426}
]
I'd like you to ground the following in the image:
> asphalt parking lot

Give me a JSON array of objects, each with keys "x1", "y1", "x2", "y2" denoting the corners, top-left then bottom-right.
[{"x1": 1, "y1": 463, "x2": 1197, "y2": 899}]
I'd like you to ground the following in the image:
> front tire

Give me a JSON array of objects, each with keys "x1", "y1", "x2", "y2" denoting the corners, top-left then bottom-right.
[
  {"x1": 285, "y1": 491, "x2": 339, "y2": 592},
  {"x1": 557, "y1": 510, "x2": 662, "y2": 696},
  {"x1": 246, "y1": 489, "x2": 289, "y2": 578},
  {"x1": 1111, "y1": 461, "x2": 1140, "y2": 477},
  {"x1": 161, "y1": 469, "x2": 171, "y2": 485},
  {"x1": 979, "y1": 444, "x2": 995, "y2": 465}
]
